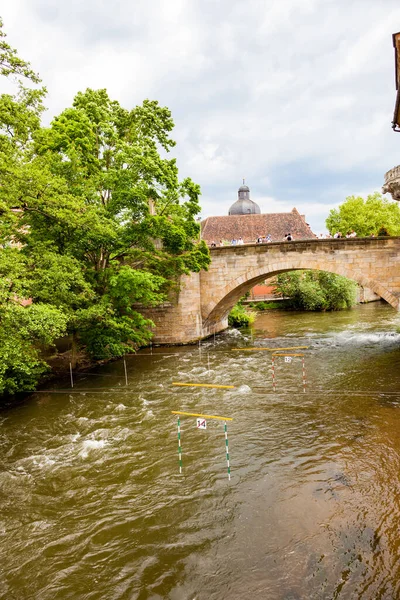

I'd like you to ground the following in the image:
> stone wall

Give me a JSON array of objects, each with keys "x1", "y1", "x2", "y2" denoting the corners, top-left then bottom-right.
[
  {"x1": 357, "y1": 287, "x2": 381, "y2": 303},
  {"x1": 141, "y1": 237, "x2": 400, "y2": 344},
  {"x1": 137, "y1": 273, "x2": 228, "y2": 344},
  {"x1": 201, "y1": 238, "x2": 400, "y2": 328}
]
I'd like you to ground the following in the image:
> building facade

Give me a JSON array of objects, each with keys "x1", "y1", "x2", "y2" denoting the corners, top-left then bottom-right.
[{"x1": 382, "y1": 31, "x2": 400, "y2": 200}]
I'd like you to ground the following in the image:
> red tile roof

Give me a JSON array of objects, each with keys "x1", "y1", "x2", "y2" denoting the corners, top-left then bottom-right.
[{"x1": 201, "y1": 208, "x2": 316, "y2": 244}]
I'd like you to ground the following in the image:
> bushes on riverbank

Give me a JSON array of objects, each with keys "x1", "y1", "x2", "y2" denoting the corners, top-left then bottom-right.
[
  {"x1": 248, "y1": 300, "x2": 292, "y2": 310},
  {"x1": 275, "y1": 271, "x2": 357, "y2": 311},
  {"x1": 228, "y1": 303, "x2": 256, "y2": 327}
]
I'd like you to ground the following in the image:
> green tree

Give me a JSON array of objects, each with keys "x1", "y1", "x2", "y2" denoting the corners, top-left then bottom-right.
[
  {"x1": 0, "y1": 21, "x2": 68, "y2": 394},
  {"x1": 275, "y1": 271, "x2": 357, "y2": 311},
  {"x1": 15, "y1": 88, "x2": 210, "y2": 359},
  {"x1": 0, "y1": 20, "x2": 210, "y2": 394},
  {"x1": 326, "y1": 192, "x2": 400, "y2": 237},
  {"x1": 0, "y1": 246, "x2": 70, "y2": 395},
  {"x1": 0, "y1": 303, "x2": 68, "y2": 396},
  {"x1": 0, "y1": 17, "x2": 40, "y2": 82},
  {"x1": 3, "y1": 87, "x2": 210, "y2": 366}
]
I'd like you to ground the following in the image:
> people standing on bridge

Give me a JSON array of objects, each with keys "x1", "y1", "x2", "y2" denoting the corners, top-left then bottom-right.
[
  {"x1": 284, "y1": 233, "x2": 293, "y2": 241},
  {"x1": 265, "y1": 234, "x2": 272, "y2": 243},
  {"x1": 237, "y1": 237, "x2": 244, "y2": 245},
  {"x1": 210, "y1": 240, "x2": 217, "y2": 247},
  {"x1": 334, "y1": 231, "x2": 342, "y2": 238},
  {"x1": 256, "y1": 235, "x2": 263, "y2": 243},
  {"x1": 231, "y1": 238, "x2": 237, "y2": 245}
]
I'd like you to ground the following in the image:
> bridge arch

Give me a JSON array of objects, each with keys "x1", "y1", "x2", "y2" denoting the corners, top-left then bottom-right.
[
  {"x1": 138, "y1": 237, "x2": 400, "y2": 343},
  {"x1": 202, "y1": 255, "x2": 398, "y2": 328}
]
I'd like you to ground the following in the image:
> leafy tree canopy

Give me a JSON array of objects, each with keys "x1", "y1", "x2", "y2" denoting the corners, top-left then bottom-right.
[
  {"x1": 0, "y1": 20, "x2": 210, "y2": 394},
  {"x1": 0, "y1": 17, "x2": 40, "y2": 83},
  {"x1": 276, "y1": 271, "x2": 357, "y2": 311},
  {"x1": 326, "y1": 192, "x2": 400, "y2": 237}
]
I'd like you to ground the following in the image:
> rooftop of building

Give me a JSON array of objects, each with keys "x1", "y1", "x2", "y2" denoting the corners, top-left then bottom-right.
[
  {"x1": 201, "y1": 182, "x2": 316, "y2": 243},
  {"x1": 201, "y1": 207, "x2": 316, "y2": 244}
]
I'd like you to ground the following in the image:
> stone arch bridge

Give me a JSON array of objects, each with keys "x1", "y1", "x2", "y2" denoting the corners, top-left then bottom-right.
[{"x1": 141, "y1": 237, "x2": 400, "y2": 344}]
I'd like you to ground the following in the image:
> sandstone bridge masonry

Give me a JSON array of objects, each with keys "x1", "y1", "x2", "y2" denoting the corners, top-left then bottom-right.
[{"x1": 139, "y1": 237, "x2": 400, "y2": 344}]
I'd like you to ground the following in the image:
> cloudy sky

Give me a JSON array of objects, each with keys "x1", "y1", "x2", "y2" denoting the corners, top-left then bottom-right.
[{"x1": 2, "y1": 0, "x2": 400, "y2": 232}]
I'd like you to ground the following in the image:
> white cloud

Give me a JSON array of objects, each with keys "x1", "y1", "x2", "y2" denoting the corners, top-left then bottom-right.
[{"x1": 2, "y1": 0, "x2": 400, "y2": 231}]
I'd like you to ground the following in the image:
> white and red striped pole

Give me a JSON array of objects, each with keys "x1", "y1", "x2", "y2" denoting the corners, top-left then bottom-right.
[
  {"x1": 302, "y1": 357, "x2": 306, "y2": 392},
  {"x1": 224, "y1": 421, "x2": 231, "y2": 481},
  {"x1": 272, "y1": 356, "x2": 276, "y2": 392},
  {"x1": 177, "y1": 417, "x2": 182, "y2": 473}
]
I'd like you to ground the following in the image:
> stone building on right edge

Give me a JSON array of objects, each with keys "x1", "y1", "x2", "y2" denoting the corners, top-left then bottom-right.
[{"x1": 382, "y1": 31, "x2": 400, "y2": 200}]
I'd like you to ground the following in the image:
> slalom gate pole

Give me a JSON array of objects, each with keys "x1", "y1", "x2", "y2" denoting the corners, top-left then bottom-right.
[
  {"x1": 177, "y1": 416, "x2": 182, "y2": 474},
  {"x1": 123, "y1": 357, "x2": 128, "y2": 386},
  {"x1": 272, "y1": 356, "x2": 276, "y2": 392},
  {"x1": 69, "y1": 362, "x2": 74, "y2": 388},
  {"x1": 302, "y1": 357, "x2": 306, "y2": 392},
  {"x1": 224, "y1": 421, "x2": 231, "y2": 481},
  {"x1": 208, "y1": 353, "x2": 210, "y2": 371}
]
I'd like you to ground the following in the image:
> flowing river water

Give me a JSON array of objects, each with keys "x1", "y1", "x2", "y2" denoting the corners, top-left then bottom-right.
[{"x1": 2, "y1": 302, "x2": 400, "y2": 599}]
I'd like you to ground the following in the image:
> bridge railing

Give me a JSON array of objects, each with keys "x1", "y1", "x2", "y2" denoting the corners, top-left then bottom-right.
[{"x1": 207, "y1": 236, "x2": 395, "y2": 248}]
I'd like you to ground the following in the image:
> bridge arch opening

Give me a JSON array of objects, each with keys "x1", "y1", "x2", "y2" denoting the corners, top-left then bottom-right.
[{"x1": 202, "y1": 264, "x2": 398, "y2": 330}]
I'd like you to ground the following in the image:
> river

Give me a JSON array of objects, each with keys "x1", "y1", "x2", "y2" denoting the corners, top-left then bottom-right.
[{"x1": 1, "y1": 302, "x2": 400, "y2": 599}]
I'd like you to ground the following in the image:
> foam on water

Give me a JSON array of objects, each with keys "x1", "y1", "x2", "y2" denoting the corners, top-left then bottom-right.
[
  {"x1": 321, "y1": 331, "x2": 400, "y2": 346},
  {"x1": 79, "y1": 439, "x2": 107, "y2": 458},
  {"x1": 17, "y1": 454, "x2": 56, "y2": 470},
  {"x1": 225, "y1": 328, "x2": 244, "y2": 338},
  {"x1": 236, "y1": 385, "x2": 252, "y2": 394}
]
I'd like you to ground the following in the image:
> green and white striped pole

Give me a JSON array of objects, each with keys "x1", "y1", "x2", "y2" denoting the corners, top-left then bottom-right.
[
  {"x1": 224, "y1": 421, "x2": 231, "y2": 481},
  {"x1": 177, "y1": 416, "x2": 182, "y2": 473}
]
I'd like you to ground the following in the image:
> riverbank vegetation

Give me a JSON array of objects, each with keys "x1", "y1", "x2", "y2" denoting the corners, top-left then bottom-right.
[
  {"x1": 248, "y1": 300, "x2": 292, "y2": 310},
  {"x1": 0, "y1": 20, "x2": 209, "y2": 395},
  {"x1": 228, "y1": 303, "x2": 256, "y2": 327},
  {"x1": 275, "y1": 271, "x2": 357, "y2": 311}
]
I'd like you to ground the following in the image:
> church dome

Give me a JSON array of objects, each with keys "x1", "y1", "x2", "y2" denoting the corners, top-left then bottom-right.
[{"x1": 228, "y1": 182, "x2": 261, "y2": 215}]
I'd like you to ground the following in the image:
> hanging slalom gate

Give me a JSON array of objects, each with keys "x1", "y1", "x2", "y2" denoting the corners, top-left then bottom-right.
[
  {"x1": 172, "y1": 382, "x2": 235, "y2": 389},
  {"x1": 231, "y1": 346, "x2": 309, "y2": 352},
  {"x1": 271, "y1": 353, "x2": 306, "y2": 392},
  {"x1": 171, "y1": 411, "x2": 233, "y2": 480}
]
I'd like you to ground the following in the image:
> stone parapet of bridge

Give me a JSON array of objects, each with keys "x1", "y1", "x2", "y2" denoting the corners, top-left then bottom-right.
[{"x1": 140, "y1": 237, "x2": 400, "y2": 344}]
